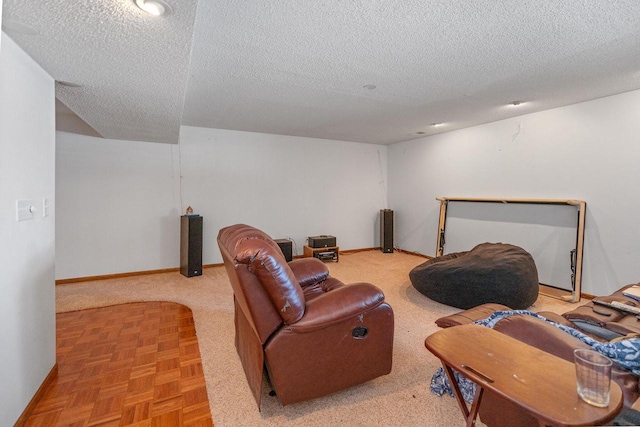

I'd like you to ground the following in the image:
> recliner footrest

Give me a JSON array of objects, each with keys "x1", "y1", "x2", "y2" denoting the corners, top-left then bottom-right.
[{"x1": 435, "y1": 303, "x2": 512, "y2": 328}]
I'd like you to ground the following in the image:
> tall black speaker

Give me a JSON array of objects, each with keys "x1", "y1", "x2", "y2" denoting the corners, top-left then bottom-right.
[
  {"x1": 180, "y1": 215, "x2": 203, "y2": 277},
  {"x1": 380, "y1": 209, "x2": 394, "y2": 253}
]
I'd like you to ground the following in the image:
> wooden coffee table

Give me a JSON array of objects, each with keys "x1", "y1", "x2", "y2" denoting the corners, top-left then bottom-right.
[{"x1": 425, "y1": 324, "x2": 622, "y2": 427}]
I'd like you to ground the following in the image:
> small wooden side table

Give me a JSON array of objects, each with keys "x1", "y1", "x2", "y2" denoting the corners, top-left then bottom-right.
[
  {"x1": 425, "y1": 324, "x2": 622, "y2": 427},
  {"x1": 303, "y1": 245, "x2": 339, "y2": 262}
]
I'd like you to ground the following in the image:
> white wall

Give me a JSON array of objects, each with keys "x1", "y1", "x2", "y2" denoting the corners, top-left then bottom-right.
[
  {"x1": 388, "y1": 89, "x2": 640, "y2": 296},
  {"x1": 55, "y1": 133, "x2": 181, "y2": 279},
  {"x1": 55, "y1": 126, "x2": 388, "y2": 279},
  {"x1": 0, "y1": 32, "x2": 56, "y2": 426},
  {"x1": 179, "y1": 127, "x2": 388, "y2": 263}
]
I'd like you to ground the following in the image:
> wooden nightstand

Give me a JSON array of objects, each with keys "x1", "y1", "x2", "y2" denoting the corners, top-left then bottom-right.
[{"x1": 303, "y1": 245, "x2": 339, "y2": 262}]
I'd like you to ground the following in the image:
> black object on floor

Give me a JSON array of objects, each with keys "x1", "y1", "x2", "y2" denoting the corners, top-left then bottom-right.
[{"x1": 409, "y1": 242, "x2": 539, "y2": 309}]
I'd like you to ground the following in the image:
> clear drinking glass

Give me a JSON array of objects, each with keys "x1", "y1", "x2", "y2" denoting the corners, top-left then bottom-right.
[{"x1": 574, "y1": 348, "x2": 612, "y2": 407}]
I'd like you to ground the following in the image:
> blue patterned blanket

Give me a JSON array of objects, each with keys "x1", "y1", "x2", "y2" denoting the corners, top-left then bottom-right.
[{"x1": 430, "y1": 310, "x2": 640, "y2": 403}]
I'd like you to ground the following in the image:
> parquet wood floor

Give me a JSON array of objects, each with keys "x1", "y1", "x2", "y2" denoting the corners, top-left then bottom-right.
[{"x1": 23, "y1": 302, "x2": 214, "y2": 426}]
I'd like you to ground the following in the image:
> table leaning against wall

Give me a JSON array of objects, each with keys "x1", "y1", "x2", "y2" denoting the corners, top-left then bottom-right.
[{"x1": 434, "y1": 197, "x2": 586, "y2": 302}]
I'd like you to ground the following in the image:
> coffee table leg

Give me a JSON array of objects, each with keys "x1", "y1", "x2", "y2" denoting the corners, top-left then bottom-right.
[{"x1": 441, "y1": 362, "x2": 484, "y2": 427}]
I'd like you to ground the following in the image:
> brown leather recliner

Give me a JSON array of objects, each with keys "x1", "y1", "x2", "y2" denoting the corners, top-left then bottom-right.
[{"x1": 217, "y1": 224, "x2": 394, "y2": 408}]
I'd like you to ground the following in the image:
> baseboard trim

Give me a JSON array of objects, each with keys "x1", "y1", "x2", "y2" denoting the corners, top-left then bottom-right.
[
  {"x1": 55, "y1": 264, "x2": 223, "y2": 285},
  {"x1": 341, "y1": 247, "x2": 380, "y2": 254},
  {"x1": 337, "y1": 247, "x2": 431, "y2": 258},
  {"x1": 14, "y1": 363, "x2": 58, "y2": 426},
  {"x1": 393, "y1": 248, "x2": 432, "y2": 258},
  {"x1": 55, "y1": 247, "x2": 430, "y2": 284}
]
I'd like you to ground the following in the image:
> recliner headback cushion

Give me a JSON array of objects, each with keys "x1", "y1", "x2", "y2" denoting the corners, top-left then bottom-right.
[
  {"x1": 229, "y1": 227, "x2": 305, "y2": 324},
  {"x1": 219, "y1": 223, "x2": 283, "y2": 257}
]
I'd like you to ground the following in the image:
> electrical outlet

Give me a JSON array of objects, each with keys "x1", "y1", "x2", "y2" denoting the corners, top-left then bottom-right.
[{"x1": 16, "y1": 200, "x2": 36, "y2": 221}]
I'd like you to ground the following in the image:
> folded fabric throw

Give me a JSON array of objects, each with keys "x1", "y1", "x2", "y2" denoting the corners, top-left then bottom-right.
[{"x1": 430, "y1": 310, "x2": 640, "y2": 403}]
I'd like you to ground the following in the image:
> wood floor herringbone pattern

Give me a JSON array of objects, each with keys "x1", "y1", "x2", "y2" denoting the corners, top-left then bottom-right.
[{"x1": 24, "y1": 302, "x2": 213, "y2": 426}]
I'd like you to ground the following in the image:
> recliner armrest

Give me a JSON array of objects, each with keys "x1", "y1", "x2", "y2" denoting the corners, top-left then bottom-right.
[
  {"x1": 288, "y1": 258, "x2": 330, "y2": 287},
  {"x1": 537, "y1": 311, "x2": 575, "y2": 327},
  {"x1": 288, "y1": 282, "x2": 386, "y2": 333},
  {"x1": 493, "y1": 314, "x2": 589, "y2": 362}
]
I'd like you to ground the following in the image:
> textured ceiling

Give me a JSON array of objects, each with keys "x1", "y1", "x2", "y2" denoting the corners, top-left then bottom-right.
[{"x1": 3, "y1": 1, "x2": 640, "y2": 145}]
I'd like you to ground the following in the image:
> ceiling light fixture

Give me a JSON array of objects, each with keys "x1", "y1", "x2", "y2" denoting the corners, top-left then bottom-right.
[
  {"x1": 430, "y1": 123, "x2": 443, "y2": 127},
  {"x1": 135, "y1": 0, "x2": 171, "y2": 16},
  {"x1": 509, "y1": 100, "x2": 525, "y2": 107}
]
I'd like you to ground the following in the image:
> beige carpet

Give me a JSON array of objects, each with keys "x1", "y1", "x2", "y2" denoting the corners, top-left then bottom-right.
[{"x1": 56, "y1": 250, "x2": 583, "y2": 427}]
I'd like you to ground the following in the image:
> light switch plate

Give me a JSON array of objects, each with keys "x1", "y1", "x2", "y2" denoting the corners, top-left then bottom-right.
[{"x1": 17, "y1": 199, "x2": 35, "y2": 221}]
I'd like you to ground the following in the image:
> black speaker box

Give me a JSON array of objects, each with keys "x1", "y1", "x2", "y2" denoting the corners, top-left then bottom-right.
[
  {"x1": 180, "y1": 215, "x2": 203, "y2": 277},
  {"x1": 308, "y1": 235, "x2": 336, "y2": 248},
  {"x1": 380, "y1": 209, "x2": 394, "y2": 253},
  {"x1": 274, "y1": 239, "x2": 293, "y2": 262}
]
